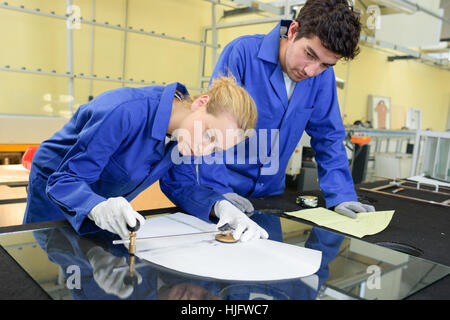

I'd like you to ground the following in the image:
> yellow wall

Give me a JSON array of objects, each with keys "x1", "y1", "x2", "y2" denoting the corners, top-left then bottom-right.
[
  {"x1": 0, "y1": 2, "x2": 449, "y2": 127},
  {"x1": 0, "y1": 0, "x2": 211, "y2": 117},
  {"x1": 214, "y1": 11, "x2": 450, "y2": 131},
  {"x1": 334, "y1": 45, "x2": 450, "y2": 131}
]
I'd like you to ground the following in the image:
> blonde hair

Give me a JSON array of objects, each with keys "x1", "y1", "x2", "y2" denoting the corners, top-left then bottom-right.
[{"x1": 186, "y1": 76, "x2": 257, "y2": 131}]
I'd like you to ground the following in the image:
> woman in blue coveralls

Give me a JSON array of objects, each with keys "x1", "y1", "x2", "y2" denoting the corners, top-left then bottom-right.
[{"x1": 24, "y1": 77, "x2": 268, "y2": 240}]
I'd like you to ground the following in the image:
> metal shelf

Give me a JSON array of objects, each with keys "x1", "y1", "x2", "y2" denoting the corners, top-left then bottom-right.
[
  {"x1": 0, "y1": 65, "x2": 200, "y2": 91},
  {"x1": 0, "y1": 2, "x2": 218, "y2": 48},
  {"x1": 0, "y1": 1, "x2": 213, "y2": 114},
  {"x1": 2, "y1": 0, "x2": 448, "y2": 117}
]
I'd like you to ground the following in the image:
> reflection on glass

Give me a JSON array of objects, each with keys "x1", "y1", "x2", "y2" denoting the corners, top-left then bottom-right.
[{"x1": 0, "y1": 211, "x2": 448, "y2": 300}]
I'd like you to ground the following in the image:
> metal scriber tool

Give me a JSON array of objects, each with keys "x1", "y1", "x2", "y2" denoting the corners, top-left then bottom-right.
[
  {"x1": 123, "y1": 219, "x2": 140, "y2": 287},
  {"x1": 111, "y1": 223, "x2": 235, "y2": 274},
  {"x1": 112, "y1": 223, "x2": 233, "y2": 245}
]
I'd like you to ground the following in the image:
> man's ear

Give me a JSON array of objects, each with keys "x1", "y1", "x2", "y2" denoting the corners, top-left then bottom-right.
[
  {"x1": 191, "y1": 95, "x2": 210, "y2": 111},
  {"x1": 288, "y1": 21, "x2": 299, "y2": 41}
]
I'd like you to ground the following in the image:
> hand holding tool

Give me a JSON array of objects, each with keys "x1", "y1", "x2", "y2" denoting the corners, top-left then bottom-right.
[
  {"x1": 87, "y1": 197, "x2": 146, "y2": 239},
  {"x1": 214, "y1": 200, "x2": 269, "y2": 242}
]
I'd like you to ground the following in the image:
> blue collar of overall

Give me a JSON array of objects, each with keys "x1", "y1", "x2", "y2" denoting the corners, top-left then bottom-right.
[
  {"x1": 257, "y1": 20, "x2": 293, "y2": 65},
  {"x1": 151, "y1": 82, "x2": 189, "y2": 141}
]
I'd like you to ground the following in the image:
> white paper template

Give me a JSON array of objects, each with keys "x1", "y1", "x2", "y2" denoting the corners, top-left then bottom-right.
[{"x1": 134, "y1": 213, "x2": 322, "y2": 282}]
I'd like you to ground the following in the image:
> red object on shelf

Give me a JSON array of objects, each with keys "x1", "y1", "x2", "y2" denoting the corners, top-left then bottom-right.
[
  {"x1": 351, "y1": 136, "x2": 371, "y2": 146},
  {"x1": 22, "y1": 146, "x2": 38, "y2": 171}
]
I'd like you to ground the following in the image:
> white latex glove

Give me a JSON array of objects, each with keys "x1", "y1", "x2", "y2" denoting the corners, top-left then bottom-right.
[
  {"x1": 87, "y1": 246, "x2": 142, "y2": 299},
  {"x1": 88, "y1": 197, "x2": 146, "y2": 239},
  {"x1": 334, "y1": 201, "x2": 376, "y2": 219},
  {"x1": 223, "y1": 193, "x2": 254, "y2": 215},
  {"x1": 214, "y1": 200, "x2": 269, "y2": 242}
]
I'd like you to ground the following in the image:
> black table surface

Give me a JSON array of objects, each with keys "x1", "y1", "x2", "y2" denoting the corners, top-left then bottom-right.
[
  {"x1": 0, "y1": 182, "x2": 448, "y2": 300},
  {"x1": 250, "y1": 181, "x2": 450, "y2": 300}
]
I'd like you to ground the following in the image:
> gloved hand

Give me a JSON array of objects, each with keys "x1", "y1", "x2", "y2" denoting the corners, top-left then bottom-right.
[
  {"x1": 334, "y1": 201, "x2": 376, "y2": 219},
  {"x1": 223, "y1": 192, "x2": 254, "y2": 215},
  {"x1": 214, "y1": 200, "x2": 269, "y2": 242},
  {"x1": 87, "y1": 246, "x2": 142, "y2": 299},
  {"x1": 88, "y1": 197, "x2": 146, "y2": 239}
]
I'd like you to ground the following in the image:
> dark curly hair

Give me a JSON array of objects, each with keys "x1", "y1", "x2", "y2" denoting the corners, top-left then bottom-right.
[{"x1": 295, "y1": 0, "x2": 361, "y2": 60}]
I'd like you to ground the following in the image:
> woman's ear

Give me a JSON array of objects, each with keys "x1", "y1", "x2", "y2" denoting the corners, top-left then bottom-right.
[{"x1": 191, "y1": 95, "x2": 210, "y2": 111}]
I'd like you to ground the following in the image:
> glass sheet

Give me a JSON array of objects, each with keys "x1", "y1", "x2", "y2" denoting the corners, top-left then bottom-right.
[{"x1": 0, "y1": 211, "x2": 448, "y2": 300}]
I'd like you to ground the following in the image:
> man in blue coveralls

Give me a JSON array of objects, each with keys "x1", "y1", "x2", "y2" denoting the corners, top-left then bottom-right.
[{"x1": 161, "y1": 0, "x2": 375, "y2": 237}]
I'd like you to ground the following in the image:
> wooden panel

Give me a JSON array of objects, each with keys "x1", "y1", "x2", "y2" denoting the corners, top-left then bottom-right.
[
  {"x1": 0, "y1": 203, "x2": 26, "y2": 227},
  {"x1": 130, "y1": 181, "x2": 175, "y2": 211}
]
